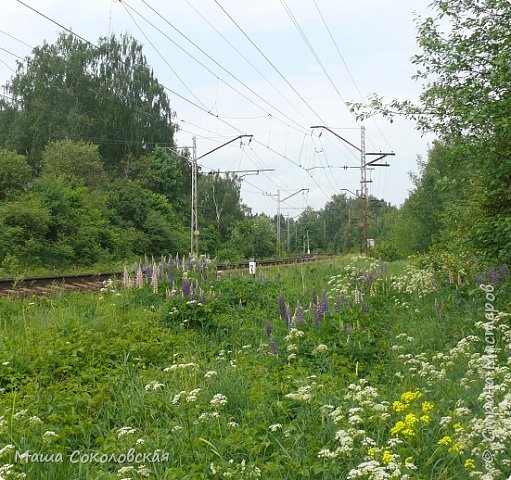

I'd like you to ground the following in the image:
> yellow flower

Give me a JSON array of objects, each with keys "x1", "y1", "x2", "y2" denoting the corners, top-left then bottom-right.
[
  {"x1": 382, "y1": 450, "x2": 394, "y2": 465},
  {"x1": 464, "y1": 458, "x2": 475, "y2": 469},
  {"x1": 390, "y1": 421, "x2": 405, "y2": 436},
  {"x1": 368, "y1": 447, "x2": 376, "y2": 457},
  {"x1": 437, "y1": 435, "x2": 452, "y2": 446},
  {"x1": 404, "y1": 413, "x2": 419, "y2": 427},
  {"x1": 453, "y1": 422, "x2": 462, "y2": 430},
  {"x1": 421, "y1": 401, "x2": 434, "y2": 413},
  {"x1": 402, "y1": 428, "x2": 415, "y2": 438},
  {"x1": 392, "y1": 401, "x2": 408, "y2": 412},
  {"x1": 448, "y1": 442, "x2": 463, "y2": 453},
  {"x1": 420, "y1": 415, "x2": 431, "y2": 424},
  {"x1": 401, "y1": 391, "x2": 422, "y2": 404}
]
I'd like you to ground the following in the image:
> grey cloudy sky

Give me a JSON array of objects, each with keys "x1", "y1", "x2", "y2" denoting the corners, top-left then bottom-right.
[{"x1": 0, "y1": 0, "x2": 436, "y2": 216}]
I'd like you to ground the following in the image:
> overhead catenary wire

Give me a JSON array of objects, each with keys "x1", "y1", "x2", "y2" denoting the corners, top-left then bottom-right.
[
  {"x1": 0, "y1": 30, "x2": 33, "y2": 49},
  {"x1": 182, "y1": 0, "x2": 312, "y2": 129},
  {"x1": 129, "y1": 0, "x2": 309, "y2": 135},
  {"x1": 0, "y1": 47, "x2": 24, "y2": 61},
  {"x1": 8, "y1": 0, "x2": 338, "y2": 211},
  {"x1": 311, "y1": 0, "x2": 392, "y2": 150},
  {"x1": 119, "y1": 1, "x2": 211, "y2": 111},
  {"x1": 280, "y1": 0, "x2": 354, "y2": 122},
  {"x1": 0, "y1": 57, "x2": 16, "y2": 74},
  {"x1": 15, "y1": 0, "x2": 97, "y2": 47},
  {"x1": 213, "y1": 0, "x2": 328, "y2": 126}
]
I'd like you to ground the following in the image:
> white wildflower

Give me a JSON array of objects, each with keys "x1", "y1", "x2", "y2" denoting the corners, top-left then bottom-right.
[
  {"x1": 210, "y1": 393, "x2": 228, "y2": 406},
  {"x1": 268, "y1": 423, "x2": 282, "y2": 432}
]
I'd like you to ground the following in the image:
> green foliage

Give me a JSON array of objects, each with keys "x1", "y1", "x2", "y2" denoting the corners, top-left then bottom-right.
[
  {"x1": 226, "y1": 216, "x2": 276, "y2": 259},
  {"x1": 41, "y1": 140, "x2": 105, "y2": 187},
  {"x1": 0, "y1": 149, "x2": 32, "y2": 201},
  {"x1": 1, "y1": 33, "x2": 175, "y2": 172},
  {"x1": 2, "y1": 258, "x2": 509, "y2": 478},
  {"x1": 353, "y1": 0, "x2": 511, "y2": 266}
]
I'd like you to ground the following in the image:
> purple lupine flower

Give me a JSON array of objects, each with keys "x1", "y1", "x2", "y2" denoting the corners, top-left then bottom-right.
[
  {"x1": 199, "y1": 291, "x2": 206, "y2": 305},
  {"x1": 311, "y1": 288, "x2": 318, "y2": 306},
  {"x1": 152, "y1": 263, "x2": 158, "y2": 294},
  {"x1": 354, "y1": 286, "x2": 360, "y2": 304},
  {"x1": 123, "y1": 266, "x2": 131, "y2": 288},
  {"x1": 319, "y1": 292, "x2": 328, "y2": 315},
  {"x1": 191, "y1": 287, "x2": 196, "y2": 302},
  {"x1": 182, "y1": 277, "x2": 191, "y2": 296},
  {"x1": 279, "y1": 293, "x2": 287, "y2": 322},
  {"x1": 295, "y1": 304, "x2": 305, "y2": 324},
  {"x1": 136, "y1": 264, "x2": 144, "y2": 288},
  {"x1": 314, "y1": 307, "x2": 321, "y2": 327},
  {"x1": 266, "y1": 321, "x2": 272, "y2": 338},
  {"x1": 270, "y1": 335, "x2": 278, "y2": 355}
]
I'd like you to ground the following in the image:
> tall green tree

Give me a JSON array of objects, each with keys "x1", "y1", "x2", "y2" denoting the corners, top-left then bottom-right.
[
  {"x1": 1, "y1": 33, "x2": 176, "y2": 172},
  {"x1": 351, "y1": 0, "x2": 511, "y2": 264},
  {"x1": 0, "y1": 149, "x2": 32, "y2": 201}
]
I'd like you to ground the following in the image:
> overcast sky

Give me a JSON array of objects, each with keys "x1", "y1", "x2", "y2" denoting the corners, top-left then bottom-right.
[{"x1": 1, "y1": 0, "x2": 436, "y2": 217}]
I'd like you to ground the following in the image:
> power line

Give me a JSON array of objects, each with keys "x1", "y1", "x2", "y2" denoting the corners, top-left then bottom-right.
[
  {"x1": 182, "y1": 0, "x2": 312, "y2": 129},
  {"x1": 311, "y1": 0, "x2": 392, "y2": 150},
  {"x1": 214, "y1": 0, "x2": 327, "y2": 125},
  {"x1": 129, "y1": 0, "x2": 308, "y2": 135},
  {"x1": 119, "y1": 1, "x2": 210, "y2": 111},
  {"x1": 0, "y1": 30, "x2": 33, "y2": 49},
  {"x1": 15, "y1": 0, "x2": 96, "y2": 47},
  {"x1": 280, "y1": 0, "x2": 354, "y2": 121},
  {"x1": 0, "y1": 47, "x2": 23, "y2": 60},
  {"x1": 0, "y1": 57, "x2": 16, "y2": 74}
]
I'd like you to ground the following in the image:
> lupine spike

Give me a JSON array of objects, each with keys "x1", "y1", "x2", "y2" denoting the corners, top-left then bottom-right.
[
  {"x1": 152, "y1": 263, "x2": 158, "y2": 294},
  {"x1": 295, "y1": 304, "x2": 305, "y2": 324},
  {"x1": 354, "y1": 286, "x2": 360, "y2": 304},
  {"x1": 182, "y1": 277, "x2": 191, "y2": 297},
  {"x1": 319, "y1": 291, "x2": 328, "y2": 314},
  {"x1": 279, "y1": 293, "x2": 287, "y2": 321},
  {"x1": 270, "y1": 335, "x2": 278, "y2": 355},
  {"x1": 136, "y1": 264, "x2": 144, "y2": 288},
  {"x1": 123, "y1": 266, "x2": 131, "y2": 288},
  {"x1": 265, "y1": 321, "x2": 272, "y2": 337}
]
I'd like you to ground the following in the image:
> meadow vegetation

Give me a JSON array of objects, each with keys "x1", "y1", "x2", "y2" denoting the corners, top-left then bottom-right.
[{"x1": 0, "y1": 256, "x2": 509, "y2": 479}]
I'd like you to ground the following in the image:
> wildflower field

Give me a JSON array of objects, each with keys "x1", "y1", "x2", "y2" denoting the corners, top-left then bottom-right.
[{"x1": 0, "y1": 255, "x2": 510, "y2": 479}]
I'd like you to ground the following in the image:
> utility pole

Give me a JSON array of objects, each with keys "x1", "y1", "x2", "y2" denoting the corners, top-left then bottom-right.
[
  {"x1": 190, "y1": 134, "x2": 253, "y2": 257},
  {"x1": 264, "y1": 188, "x2": 308, "y2": 256},
  {"x1": 191, "y1": 136, "x2": 198, "y2": 256},
  {"x1": 311, "y1": 125, "x2": 394, "y2": 254}
]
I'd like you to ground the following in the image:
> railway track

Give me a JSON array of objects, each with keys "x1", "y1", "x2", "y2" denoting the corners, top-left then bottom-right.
[{"x1": 0, "y1": 255, "x2": 334, "y2": 297}]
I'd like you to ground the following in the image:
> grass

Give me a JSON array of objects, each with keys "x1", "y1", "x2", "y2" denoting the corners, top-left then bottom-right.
[{"x1": 0, "y1": 255, "x2": 510, "y2": 479}]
